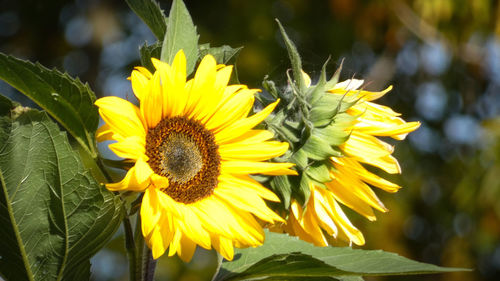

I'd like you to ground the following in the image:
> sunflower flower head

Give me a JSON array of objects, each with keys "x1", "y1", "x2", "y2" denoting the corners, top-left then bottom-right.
[
  {"x1": 261, "y1": 23, "x2": 421, "y2": 247},
  {"x1": 95, "y1": 50, "x2": 296, "y2": 262}
]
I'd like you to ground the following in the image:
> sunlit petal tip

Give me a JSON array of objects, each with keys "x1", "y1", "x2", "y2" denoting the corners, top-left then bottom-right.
[
  {"x1": 150, "y1": 57, "x2": 165, "y2": 68},
  {"x1": 198, "y1": 53, "x2": 217, "y2": 69},
  {"x1": 96, "y1": 123, "x2": 114, "y2": 142},
  {"x1": 134, "y1": 66, "x2": 153, "y2": 79}
]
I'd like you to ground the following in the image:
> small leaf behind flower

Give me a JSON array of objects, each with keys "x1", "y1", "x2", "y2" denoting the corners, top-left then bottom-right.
[
  {"x1": 125, "y1": 0, "x2": 167, "y2": 40},
  {"x1": 0, "y1": 109, "x2": 122, "y2": 281},
  {"x1": 161, "y1": 0, "x2": 199, "y2": 76},
  {"x1": 140, "y1": 41, "x2": 162, "y2": 73},
  {"x1": 199, "y1": 44, "x2": 243, "y2": 65},
  {"x1": 214, "y1": 231, "x2": 467, "y2": 281},
  {"x1": 0, "y1": 53, "x2": 99, "y2": 157}
]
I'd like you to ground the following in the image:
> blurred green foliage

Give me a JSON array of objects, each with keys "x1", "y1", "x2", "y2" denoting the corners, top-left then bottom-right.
[{"x1": 1, "y1": 0, "x2": 499, "y2": 280}]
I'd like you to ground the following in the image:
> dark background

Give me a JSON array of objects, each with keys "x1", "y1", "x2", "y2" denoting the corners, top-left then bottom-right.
[{"x1": 1, "y1": 0, "x2": 499, "y2": 280}]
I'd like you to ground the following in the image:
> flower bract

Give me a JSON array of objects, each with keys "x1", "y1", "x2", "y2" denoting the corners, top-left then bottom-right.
[{"x1": 95, "y1": 50, "x2": 296, "y2": 261}]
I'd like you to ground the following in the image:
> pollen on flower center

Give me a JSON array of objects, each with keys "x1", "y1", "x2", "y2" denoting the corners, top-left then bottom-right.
[
  {"x1": 146, "y1": 116, "x2": 220, "y2": 204},
  {"x1": 161, "y1": 133, "x2": 203, "y2": 183}
]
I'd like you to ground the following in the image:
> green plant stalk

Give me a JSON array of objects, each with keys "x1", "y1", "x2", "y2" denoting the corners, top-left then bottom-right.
[
  {"x1": 124, "y1": 216, "x2": 140, "y2": 281},
  {"x1": 142, "y1": 244, "x2": 157, "y2": 281},
  {"x1": 95, "y1": 155, "x2": 144, "y2": 280}
]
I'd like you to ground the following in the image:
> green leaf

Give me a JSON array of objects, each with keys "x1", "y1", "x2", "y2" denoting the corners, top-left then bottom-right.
[
  {"x1": 0, "y1": 110, "x2": 123, "y2": 281},
  {"x1": 276, "y1": 19, "x2": 305, "y2": 93},
  {"x1": 140, "y1": 41, "x2": 162, "y2": 73},
  {"x1": 0, "y1": 53, "x2": 99, "y2": 157},
  {"x1": 0, "y1": 94, "x2": 14, "y2": 116},
  {"x1": 125, "y1": 0, "x2": 167, "y2": 40},
  {"x1": 199, "y1": 44, "x2": 243, "y2": 65},
  {"x1": 161, "y1": 0, "x2": 199, "y2": 76},
  {"x1": 222, "y1": 253, "x2": 353, "y2": 281},
  {"x1": 214, "y1": 231, "x2": 467, "y2": 281}
]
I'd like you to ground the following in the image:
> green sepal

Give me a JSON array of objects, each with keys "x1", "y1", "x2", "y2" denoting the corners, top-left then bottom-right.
[
  {"x1": 300, "y1": 134, "x2": 339, "y2": 161},
  {"x1": 266, "y1": 111, "x2": 301, "y2": 145},
  {"x1": 313, "y1": 123, "x2": 351, "y2": 147},
  {"x1": 288, "y1": 174, "x2": 311, "y2": 207},
  {"x1": 276, "y1": 19, "x2": 306, "y2": 93},
  {"x1": 270, "y1": 175, "x2": 292, "y2": 209},
  {"x1": 324, "y1": 60, "x2": 343, "y2": 90},
  {"x1": 139, "y1": 41, "x2": 162, "y2": 73},
  {"x1": 262, "y1": 76, "x2": 280, "y2": 101},
  {"x1": 306, "y1": 57, "x2": 330, "y2": 105},
  {"x1": 161, "y1": 0, "x2": 199, "y2": 76},
  {"x1": 306, "y1": 161, "x2": 332, "y2": 184},
  {"x1": 290, "y1": 148, "x2": 309, "y2": 170},
  {"x1": 310, "y1": 92, "x2": 358, "y2": 127}
]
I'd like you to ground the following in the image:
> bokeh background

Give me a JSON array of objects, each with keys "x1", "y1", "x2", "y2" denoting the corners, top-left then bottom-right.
[{"x1": 1, "y1": 0, "x2": 499, "y2": 280}]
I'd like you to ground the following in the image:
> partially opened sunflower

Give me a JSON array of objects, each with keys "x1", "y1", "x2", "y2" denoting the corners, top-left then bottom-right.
[
  {"x1": 95, "y1": 50, "x2": 295, "y2": 261},
  {"x1": 282, "y1": 74, "x2": 420, "y2": 246}
]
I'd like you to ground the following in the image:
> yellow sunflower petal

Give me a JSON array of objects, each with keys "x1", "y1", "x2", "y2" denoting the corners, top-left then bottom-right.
[
  {"x1": 95, "y1": 96, "x2": 145, "y2": 139},
  {"x1": 219, "y1": 141, "x2": 289, "y2": 161},
  {"x1": 214, "y1": 236, "x2": 234, "y2": 261},
  {"x1": 221, "y1": 160, "x2": 296, "y2": 176},
  {"x1": 176, "y1": 236, "x2": 197, "y2": 262},
  {"x1": 332, "y1": 162, "x2": 388, "y2": 213},
  {"x1": 177, "y1": 206, "x2": 211, "y2": 250},
  {"x1": 96, "y1": 123, "x2": 117, "y2": 142},
  {"x1": 130, "y1": 67, "x2": 152, "y2": 101},
  {"x1": 106, "y1": 164, "x2": 149, "y2": 192},
  {"x1": 311, "y1": 190, "x2": 338, "y2": 237},
  {"x1": 185, "y1": 54, "x2": 218, "y2": 120},
  {"x1": 222, "y1": 129, "x2": 274, "y2": 145},
  {"x1": 321, "y1": 188, "x2": 365, "y2": 245},
  {"x1": 205, "y1": 88, "x2": 256, "y2": 132},
  {"x1": 108, "y1": 136, "x2": 146, "y2": 160},
  {"x1": 218, "y1": 173, "x2": 280, "y2": 202},
  {"x1": 215, "y1": 182, "x2": 283, "y2": 223},
  {"x1": 333, "y1": 157, "x2": 401, "y2": 192},
  {"x1": 140, "y1": 71, "x2": 163, "y2": 128},
  {"x1": 215, "y1": 100, "x2": 280, "y2": 144},
  {"x1": 326, "y1": 176, "x2": 377, "y2": 221},
  {"x1": 141, "y1": 188, "x2": 160, "y2": 236}
]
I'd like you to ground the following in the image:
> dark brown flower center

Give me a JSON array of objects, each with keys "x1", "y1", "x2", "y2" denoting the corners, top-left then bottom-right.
[{"x1": 145, "y1": 116, "x2": 220, "y2": 204}]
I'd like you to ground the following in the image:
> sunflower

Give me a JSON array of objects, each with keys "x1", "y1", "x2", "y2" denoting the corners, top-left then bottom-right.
[
  {"x1": 282, "y1": 75, "x2": 420, "y2": 246},
  {"x1": 95, "y1": 50, "x2": 296, "y2": 261}
]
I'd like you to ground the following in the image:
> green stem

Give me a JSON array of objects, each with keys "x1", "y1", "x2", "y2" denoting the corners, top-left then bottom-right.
[
  {"x1": 96, "y1": 156, "x2": 113, "y2": 183},
  {"x1": 124, "y1": 216, "x2": 140, "y2": 281},
  {"x1": 143, "y1": 246, "x2": 157, "y2": 281}
]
